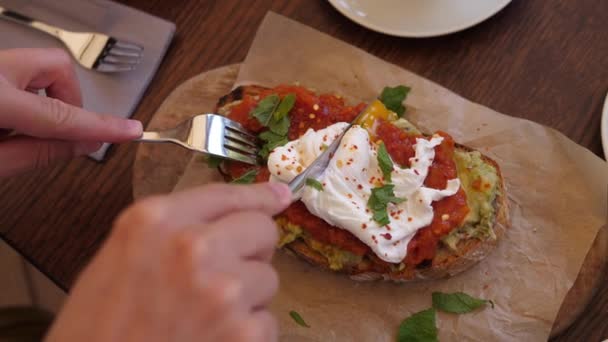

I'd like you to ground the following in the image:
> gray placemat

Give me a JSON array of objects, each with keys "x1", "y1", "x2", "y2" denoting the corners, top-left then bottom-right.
[{"x1": 0, "y1": 0, "x2": 175, "y2": 160}]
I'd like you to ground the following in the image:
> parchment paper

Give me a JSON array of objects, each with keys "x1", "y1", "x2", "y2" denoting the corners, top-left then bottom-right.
[{"x1": 175, "y1": 13, "x2": 608, "y2": 341}]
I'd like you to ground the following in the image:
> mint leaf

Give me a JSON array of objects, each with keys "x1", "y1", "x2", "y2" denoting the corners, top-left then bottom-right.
[
  {"x1": 289, "y1": 310, "x2": 310, "y2": 328},
  {"x1": 379, "y1": 85, "x2": 410, "y2": 117},
  {"x1": 305, "y1": 178, "x2": 324, "y2": 191},
  {"x1": 258, "y1": 130, "x2": 288, "y2": 159},
  {"x1": 377, "y1": 142, "x2": 393, "y2": 182},
  {"x1": 367, "y1": 184, "x2": 405, "y2": 225},
  {"x1": 251, "y1": 94, "x2": 280, "y2": 126},
  {"x1": 432, "y1": 292, "x2": 492, "y2": 314},
  {"x1": 269, "y1": 114, "x2": 290, "y2": 135},
  {"x1": 254, "y1": 93, "x2": 295, "y2": 160},
  {"x1": 206, "y1": 155, "x2": 223, "y2": 168},
  {"x1": 397, "y1": 308, "x2": 438, "y2": 342},
  {"x1": 259, "y1": 130, "x2": 284, "y2": 142},
  {"x1": 274, "y1": 93, "x2": 296, "y2": 120},
  {"x1": 231, "y1": 169, "x2": 258, "y2": 184}
]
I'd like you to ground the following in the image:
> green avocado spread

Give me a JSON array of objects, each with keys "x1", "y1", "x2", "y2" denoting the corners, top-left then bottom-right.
[{"x1": 441, "y1": 150, "x2": 499, "y2": 251}]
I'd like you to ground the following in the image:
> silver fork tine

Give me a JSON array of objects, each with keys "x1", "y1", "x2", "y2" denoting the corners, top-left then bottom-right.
[
  {"x1": 113, "y1": 40, "x2": 144, "y2": 52},
  {"x1": 222, "y1": 149, "x2": 258, "y2": 165},
  {"x1": 222, "y1": 118, "x2": 259, "y2": 140},
  {"x1": 108, "y1": 47, "x2": 142, "y2": 59},
  {"x1": 102, "y1": 55, "x2": 140, "y2": 65},
  {"x1": 224, "y1": 127, "x2": 258, "y2": 147},
  {"x1": 96, "y1": 63, "x2": 136, "y2": 73},
  {"x1": 224, "y1": 138, "x2": 259, "y2": 156}
]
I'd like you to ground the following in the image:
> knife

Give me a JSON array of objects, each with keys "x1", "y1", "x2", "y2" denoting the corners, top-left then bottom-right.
[{"x1": 287, "y1": 104, "x2": 369, "y2": 195}]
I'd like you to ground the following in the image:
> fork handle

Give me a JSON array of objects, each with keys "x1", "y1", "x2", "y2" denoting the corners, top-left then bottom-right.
[
  {"x1": 135, "y1": 131, "x2": 198, "y2": 153},
  {"x1": 0, "y1": 6, "x2": 62, "y2": 38},
  {"x1": 136, "y1": 131, "x2": 175, "y2": 142}
]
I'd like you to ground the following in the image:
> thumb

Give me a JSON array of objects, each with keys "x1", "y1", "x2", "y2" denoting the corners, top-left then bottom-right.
[{"x1": 0, "y1": 135, "x2": 101, "y2": 178}]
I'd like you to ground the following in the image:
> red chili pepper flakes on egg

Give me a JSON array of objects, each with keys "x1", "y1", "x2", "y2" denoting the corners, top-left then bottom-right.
[{"x1": 381, "y1": 233, "x2": 392, "y2": 240}]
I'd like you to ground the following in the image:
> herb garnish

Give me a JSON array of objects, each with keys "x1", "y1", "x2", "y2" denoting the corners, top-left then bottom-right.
[
  {"x1": 377, "y1": 142, "x2": 393, "y2": 182},
  {"x1": 379, "y1": 85, "x2": 410, "y2": 117},
  {"x1": 397, "y1": 308, "x2": 438, "y2": 342},
  {"x1": 251, "y1": 93, "x2": 296, "y2": 159},
  {"x1": 289, "y1": 310, "x2": 310, "y2": 328},
  {"x1": 432, "y1": 292, "x2": 494, "y2": 314},
  {"x1": 231, "y1": 169, "x2": 258, "y2": 184},
  {"x1": 367, "y1": 184, "x2": 405, "y2": 225},
  {"x1": 251, "y1": 94, "x2": 280, "y2": 126},
  {"x1": 205, "y1": 155, "x2": 223, "y2": 168},
  {"x1": 306, "y1": 178, "x2": 324, "y2": 191}
]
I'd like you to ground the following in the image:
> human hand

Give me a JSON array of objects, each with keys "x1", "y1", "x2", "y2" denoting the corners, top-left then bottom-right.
[
  {"x1": 45, "y1": 182, "x2": 292, "y2": 342},
  {"x1": 0, "y1": 48, "x2": 142, "y2": 177}
]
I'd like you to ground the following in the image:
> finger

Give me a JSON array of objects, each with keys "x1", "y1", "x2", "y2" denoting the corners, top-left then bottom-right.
[
  {"x1": 158, "y1": 182, "x2": 291, "y2": 226},
  {"x1": 0, "y1": 48, "x2": 82, "y2": 106},
  {"x1": 0, "y1": 86, "x2": 142, "y2": 142},
  {"x1": 224, "y1": 310, "x2": 278, "y2": 342},
  {"x1": 235, "y1": 261, "x2": 279, "y2": 310},
  {"x1": 0, "y1": 136, "x2": 100, "y2": 177},
  {"x1": 204, "y1": 211, "x2": 279, "y2": 261}
]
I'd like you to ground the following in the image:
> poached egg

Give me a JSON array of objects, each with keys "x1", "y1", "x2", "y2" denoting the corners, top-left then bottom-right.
[{"x1": 268, "y1": 122, "x2": 460, "y2": 263}]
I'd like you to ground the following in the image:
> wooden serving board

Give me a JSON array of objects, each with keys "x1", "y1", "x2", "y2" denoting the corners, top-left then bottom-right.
[{"x1": 132, "y1": 64, "x2": 607, "y2": 339}]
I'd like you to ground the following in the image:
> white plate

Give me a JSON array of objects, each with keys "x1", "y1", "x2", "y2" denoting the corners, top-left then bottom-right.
[
  {"x1": 328, "y1": 0, "x2": 512, "y2": 38},
  {"x1": 602, "y1": 92, "x2": 608, "y2": 160}
]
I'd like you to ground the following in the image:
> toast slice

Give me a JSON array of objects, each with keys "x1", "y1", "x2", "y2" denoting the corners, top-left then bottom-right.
[{"x1": 216, "y1": 85, "x2": 510, "y2": 281}]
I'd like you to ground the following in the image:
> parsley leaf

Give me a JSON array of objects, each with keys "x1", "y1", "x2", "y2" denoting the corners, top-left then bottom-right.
[
  {"x1": 373, "y1": 208, "x2": 390, "y2": 225},
  {"x1": 432, "y1": 292, "x2": 493, "y2": 314},
  {"x1": 367, "y1": 184, "x2": 405, "y2": 226},
  {"x1": 274, "y1": 93, "x2": 296, "y2": 120},
  {"x1": 251, "y1": 94, "x2": 280, "y2": 126},
  {"x1": 205, "y1": 155, "x2": 223, "y2": 168},
  {"x1": 231, "y1": 169, "x2": 258, "y2": 184},
  {"x1": 379, "y1": 85, "x2": 410, "y2": 117},
  {"x1": 305, "y1": 178, "x2": 324, "y2": 191},
  {"x1": 377, "y1": 142, "x2": 393, "y2": 182},
  {"x1": 397, "y1": 308, "x2": 438, "y2": 342},
  {"x1": 289, "y1": 310, "x2": 310, "y2": 328}
]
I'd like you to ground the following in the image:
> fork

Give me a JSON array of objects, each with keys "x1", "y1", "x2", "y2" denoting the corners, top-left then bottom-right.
[
  {"x1": 137, "y1": 114, "x2": 260, "y2": 165},
  {"x1": 0, "y1": 6, "x2": 143, "y2": 72}
]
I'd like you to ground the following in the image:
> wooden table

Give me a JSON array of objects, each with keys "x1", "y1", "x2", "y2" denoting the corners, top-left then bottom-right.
[{"x1": 0, "y1": 0, "x2": 605, "y2": 340}]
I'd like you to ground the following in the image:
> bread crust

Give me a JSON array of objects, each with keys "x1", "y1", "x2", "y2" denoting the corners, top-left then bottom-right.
[{"x1": 217, "y1": 85, "x2": 510, "y2": 282}]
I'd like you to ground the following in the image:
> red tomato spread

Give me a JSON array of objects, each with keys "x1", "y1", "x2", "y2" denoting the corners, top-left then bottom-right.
[{"x1": 223, "y1": 85, "x2": 468, "y2": 267}]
